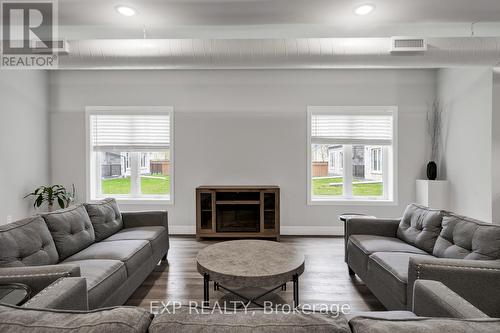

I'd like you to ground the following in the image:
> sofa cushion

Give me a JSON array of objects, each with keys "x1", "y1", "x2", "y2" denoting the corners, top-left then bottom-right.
[
  {"x1": 84, "y1": 198, "x2": 122, "y2": 241},
  {"x1": 349, "y1": 235, "x2": 428, "y2": 255},
  {"x1": 0, "y1": 216, "x2": 58, "y2": 267},
  {"x1": 0, "y1": 303, "x2": 152, "y2": 333},
  {"x1": 366, "y1": 252, "x2": 433, "y2": 306},
  {"x1": 347, "y1": 235, "x2": 427, "y2": 280},
  {"x1": 433, "y1": 214, "x2": 500, "y2": 260},
  {"x1": 397, "y1": 204, "x2": 445, "y2": 253},
  {"x1": 345, "y1": 311, "x2": 417, "y2": 322},
  {"x1": 58, "y1": 259, "x2": 127, "y2": 310},
  {"x1": 349, "y1": 317, "x2": 500, "y2": 333},
  {"x1": 42, "y1": 205, "x2": 95, "y2": 261},
  {"x1": 63, "y1": 240, "x2": 152, "y2": 276},
  {"x1": 345, "y1": 310, "x2": 417, "y2": 322},
  {"x1": 150, "y1": 307, "x2": 351, "y2": 333},
  {"x1": 103, "y1": 226, "x2": 168, "y2": 263}
]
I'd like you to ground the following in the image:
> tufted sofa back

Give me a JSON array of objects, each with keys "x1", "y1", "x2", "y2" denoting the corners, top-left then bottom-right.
[
  {"x1": 397, "y1": 204, "x2": 445, "y2": 253},
  {"x1": 42, "y1": 205, "x2": 95, "y2": 261},
  {"x1": 0, "y1": 216, "x2": 59, "y2": 267},
  {"x1": 84, "y1": 198, "x2": 122, "y2": 241},
  {"x1": 433, "y1": 214, "x2": 500, "y2": 260}
]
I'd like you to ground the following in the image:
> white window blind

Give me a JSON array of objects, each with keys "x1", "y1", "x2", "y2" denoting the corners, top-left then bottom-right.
[
  {"x1": 311, "y1": 113, "x2": 393, "y2": 145},
  {"x1": 90, "y1": 114, "x2": 170, "y2": 152}
]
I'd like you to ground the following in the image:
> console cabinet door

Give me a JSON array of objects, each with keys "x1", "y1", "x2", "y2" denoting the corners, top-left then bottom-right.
[
  {"x1": 197, "y1": 190, "x2": 215, "y2": 233},
  {"x1": 262, "y1": 190, "x2": 279, "y2": 233}
]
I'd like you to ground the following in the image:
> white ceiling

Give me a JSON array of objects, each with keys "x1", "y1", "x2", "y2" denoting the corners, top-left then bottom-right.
[
  {"x1": 59, "y1": 0, "x2": 500, "y2": 39},
  {"x1": 52, "y1": 1, "x2": 500, "y2": 68}
]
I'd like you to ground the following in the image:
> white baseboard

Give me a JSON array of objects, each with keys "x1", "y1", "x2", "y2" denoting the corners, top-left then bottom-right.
[
  {"x1": 280, "y1": 226, "x2": 343, "y2": 236},
  {"x1": 168, "y1": 225, "x2": 343, "y2": 236},
  {"x1": 169, "y1": 225, "x2": 196, "y2": 234}
]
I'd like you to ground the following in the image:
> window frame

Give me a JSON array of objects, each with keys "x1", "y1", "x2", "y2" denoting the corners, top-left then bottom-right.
[
  {"x1": 307, "y1": 106, "x2": 398, "y2": 206},
  {"x1": 85, "y1": 106, "x2": 174, "y2": 205},
  {"x1": 371, "y1": 147, "x2": 382, "y2": 173}
]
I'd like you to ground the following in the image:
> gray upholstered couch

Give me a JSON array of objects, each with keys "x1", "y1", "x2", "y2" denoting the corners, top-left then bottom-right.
[
  {"x1": 0, "y1": 276, "x2": 499, "y2": 332},
  {"x1": 0, "y1": 198, "x2": 169, "y2": 310},
  {"x1": 344, "y1": 203, "x2": 500, "y2": 317}
]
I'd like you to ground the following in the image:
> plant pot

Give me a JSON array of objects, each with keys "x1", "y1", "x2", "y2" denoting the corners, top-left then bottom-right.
[
  {"x1": 47, "y1": 203, "x2": 54, "y2": 212},
  {"x1": 426, "y1": 161, "x2": 437, "y2": 180}
]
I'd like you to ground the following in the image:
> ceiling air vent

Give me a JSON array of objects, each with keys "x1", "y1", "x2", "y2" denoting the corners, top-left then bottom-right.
[{"x1": 390, "y1": 37, "x2": 427, "y2": 52}]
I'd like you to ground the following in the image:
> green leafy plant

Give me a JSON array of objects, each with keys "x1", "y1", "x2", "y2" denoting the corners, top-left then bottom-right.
[{"x1": 24, "y1": 185, "x2": 75, "y2": 211}]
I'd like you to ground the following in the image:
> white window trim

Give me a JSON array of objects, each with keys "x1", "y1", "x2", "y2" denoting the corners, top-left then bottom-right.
[
  {"x1": 307, "y1": 106, "x2": 398, "y2": 206},
  {"x1": 85, "y1": 106, "x2": 174, "y2": 205}
]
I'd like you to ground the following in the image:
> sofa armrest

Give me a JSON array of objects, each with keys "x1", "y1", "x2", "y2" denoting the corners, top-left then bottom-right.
[
  {"x1": 412, "y1": 280, "x2": 489, "y2": 318},
  {"x1": 122, "y1": 211, "x2": 168, "y2": 231},
  {"x1": 343, "y1": 217, "x2": 400, "y2": 263},
  {"x1": 22, "y1": 277, "x2": 88, "y2": 311},
  {"x1": 408, "y1": 257, "x2": 500, "y2": 317},
  {"x1": 0, "y1": 265, "x2": 81, "y2": 294},
  {"x1": 345, "y1": 217, "x2": 400, "y2": 239}
]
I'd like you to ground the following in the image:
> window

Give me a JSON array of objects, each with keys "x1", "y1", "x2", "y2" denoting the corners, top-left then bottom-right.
[
  {"x1": 327, "y1": 147, "x2": 344, "y2": 175},
  {"x1": 371, "y1": 148, "x2": 382, "y2": 173},
  {"x1": 86, "y1": 107, "x2": 173, "y2": 203},
  {"x1": 308, "y1": 106, "x2": 397, "y2": 203}
]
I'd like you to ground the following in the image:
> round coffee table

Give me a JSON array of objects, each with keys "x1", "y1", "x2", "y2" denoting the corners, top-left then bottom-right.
[{"x1": 196, "y1": 240, "x2": 305, "y2": 307}]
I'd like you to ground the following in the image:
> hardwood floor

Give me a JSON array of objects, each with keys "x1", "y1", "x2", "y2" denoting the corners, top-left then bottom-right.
[{"x1": 125, "y1": 236, "x2": 385, "y2": 311}]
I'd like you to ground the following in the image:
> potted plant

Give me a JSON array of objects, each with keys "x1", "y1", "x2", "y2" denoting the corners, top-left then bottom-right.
[{"x1": 24, "y1": 184, "x2": 75, "y2": 212}]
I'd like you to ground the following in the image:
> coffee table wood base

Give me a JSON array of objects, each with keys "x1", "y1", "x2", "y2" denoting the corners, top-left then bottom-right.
[{"x1": 203, "y1": 273, "x2": 299, "y2": 308}]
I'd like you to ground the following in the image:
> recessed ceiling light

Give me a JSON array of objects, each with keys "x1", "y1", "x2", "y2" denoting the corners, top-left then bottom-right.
[
  {"x1": 116, "y1": 5, "x2": 137, "y2": 17},
  {"x1": 354, "y1": 4, "x2": 375, "y2": 16}
]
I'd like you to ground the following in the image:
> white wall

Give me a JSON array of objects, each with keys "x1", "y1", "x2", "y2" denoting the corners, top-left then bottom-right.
[
  {"x1": 438, "y1": 68, "x2": 493, "y2": 222},
  {"x1": 0, "y1": 71, "x2": 50, "y2": 224},
  {"x1": 49, "y1": 69, "x2": 435, "y2": 234},
  {"x1": 492, "y1": 68, "x2": 500, "y2": 223}
]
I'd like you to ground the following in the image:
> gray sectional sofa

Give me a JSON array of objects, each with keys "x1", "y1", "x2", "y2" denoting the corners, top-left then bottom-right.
[
  {"x1": 0, "y1": 198, "x2": 169, "y2": 309},
  {"x1": 344, "y1": 203, "x2": 500, "y2": 317},
  {"x1": 0, "y1": 276, "x2": 499, "y2": 332}
]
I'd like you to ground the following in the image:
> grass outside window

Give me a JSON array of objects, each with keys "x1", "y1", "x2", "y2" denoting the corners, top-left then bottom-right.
[
  {"x1": 312, "y1": 177, "x2": 382, "y2": 197},
  {"x1": 102, "y1": 175, "x2": 170, "y2": 195}
]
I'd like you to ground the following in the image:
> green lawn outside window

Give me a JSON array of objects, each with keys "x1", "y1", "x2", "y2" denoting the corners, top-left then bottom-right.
[
  {"x1": 103, "y1": 175, "x2": 380, "y2": 197},
  {"x1": 312, "y1": 177, "x2": 383, "y2": 197},
  {"x1": 102, "y1": 175, "x2": 170, "y2": 195}
]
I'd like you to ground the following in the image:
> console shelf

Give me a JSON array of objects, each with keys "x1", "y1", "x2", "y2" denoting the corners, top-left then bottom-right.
[
  {"x1": 215, "y1": 200, "x2": 260, "y2": 205},
  {"x1": 196, "y1": 185, "x2": 280, "y2": 241}
]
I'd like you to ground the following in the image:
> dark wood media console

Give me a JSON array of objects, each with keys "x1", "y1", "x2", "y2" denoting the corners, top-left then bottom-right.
[{"x1": 196, "y1": 186, "x2": 280, "y2": 241}]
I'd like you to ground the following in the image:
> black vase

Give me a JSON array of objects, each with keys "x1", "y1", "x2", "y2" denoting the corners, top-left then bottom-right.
[{"x1": 427, "y1": 161, "x2": 437, "y2": 180}]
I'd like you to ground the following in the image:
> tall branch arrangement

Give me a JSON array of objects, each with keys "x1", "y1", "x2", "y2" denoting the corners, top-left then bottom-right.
[{"x1": 427, "y1": 101, "x2": 444, "y2": 162}]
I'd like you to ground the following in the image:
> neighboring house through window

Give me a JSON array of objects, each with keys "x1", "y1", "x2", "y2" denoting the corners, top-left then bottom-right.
[
  {"x1": 308, "y1": 106, "x2": 397, "y2": 203},
  {"x1": 371, "y1": 147, "x2": 382, "y2": 173},
  {"x1": 86, "y1": 107, "x2": 174, "y2": 203},
  {"x1": 328, "y1": 146, "x2": 343, "y2": 175}
]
